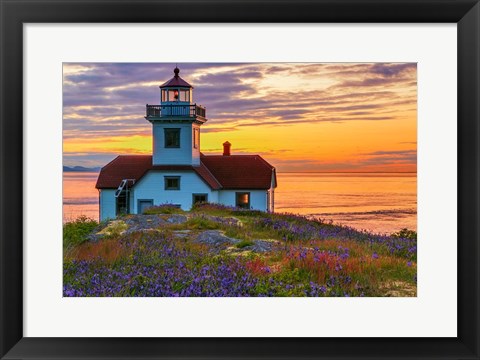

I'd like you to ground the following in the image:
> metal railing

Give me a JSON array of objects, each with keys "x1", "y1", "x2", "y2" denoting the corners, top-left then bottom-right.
[{"x1": 146, "y1": 104, "x2": 206, "y2": 119}]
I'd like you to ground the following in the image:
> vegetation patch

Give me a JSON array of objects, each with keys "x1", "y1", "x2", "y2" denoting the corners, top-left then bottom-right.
[
  {"x1": 236, "y1": 239, "x2": 255, "y2": 249},
  {"x1": 143, "y1": 204, "x2": 185, "y2": 215},
  {"x1": 63, "y1": 215, "x2": 98, "y2": 251},
  {"x1": 63, "y1": 205, "x2": 417, "y2": 297},
  {"x1": 97, "y1": 220, "x2": 128, "y2": 239}
]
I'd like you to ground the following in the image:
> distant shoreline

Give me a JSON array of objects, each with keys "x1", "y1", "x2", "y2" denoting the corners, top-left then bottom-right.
[
  {"x1": 63, "y1": 168, "x2": 416, "y2": 175},
  {"x1": 63, "y1": 166, "x2": 101, "y2": 172}
]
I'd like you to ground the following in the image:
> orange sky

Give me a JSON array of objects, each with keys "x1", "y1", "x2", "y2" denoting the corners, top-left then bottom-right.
[{"x1": 63, "y1": 63, "x2": 417, "y2": 172}]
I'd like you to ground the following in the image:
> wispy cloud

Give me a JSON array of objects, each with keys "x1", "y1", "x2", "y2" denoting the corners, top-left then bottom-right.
[{"x1": 63, "y1": 62, "x2": 417, "y2": 171}]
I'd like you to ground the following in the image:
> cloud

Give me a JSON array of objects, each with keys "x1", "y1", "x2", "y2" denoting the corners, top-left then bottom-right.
[
  {"x1": 358, "y1": 149, "x2": 417, "y2": 166},
  {"x1": 63, "y1": 62, "x2": 417, "y2": 169}
]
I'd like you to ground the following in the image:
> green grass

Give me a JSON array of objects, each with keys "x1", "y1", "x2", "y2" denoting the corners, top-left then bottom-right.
[{"x1": 236, "y1": 239, "x2": 255, "y2": 248}]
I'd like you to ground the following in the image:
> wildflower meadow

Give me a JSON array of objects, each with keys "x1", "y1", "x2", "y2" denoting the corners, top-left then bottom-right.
[{"x1": 63, "y1": 203, "x2": 417, "y2": 297}]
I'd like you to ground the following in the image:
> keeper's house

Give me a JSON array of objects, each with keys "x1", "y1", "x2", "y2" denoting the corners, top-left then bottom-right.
[{"x1": 96, "y1": 67, "x2": 277, "y2": 220}]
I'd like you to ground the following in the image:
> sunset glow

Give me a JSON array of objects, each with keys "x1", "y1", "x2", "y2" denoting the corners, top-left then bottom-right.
[{"x1": 63, "y1": 63, "x2": 416, "y2": 172}]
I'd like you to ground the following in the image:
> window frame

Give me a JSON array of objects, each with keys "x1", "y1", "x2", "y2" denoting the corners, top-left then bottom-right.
[
  {"x1": 235, "y1": 192, "x2": 250, "y2": 209},
  {"x1": 164, "y1": 176, "x2": 181, "y2": 190},
  {"x1": 192, "y1": 193, "x2": 208, "y2": 205},
  {"x1": 164, "y1": 128, "x2": 180, "y2": 148}
]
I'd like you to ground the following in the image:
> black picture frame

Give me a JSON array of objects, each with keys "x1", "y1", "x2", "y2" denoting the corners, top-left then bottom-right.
[{"x1": 1, "y1": 1, "x2": 479, "y2": 359}]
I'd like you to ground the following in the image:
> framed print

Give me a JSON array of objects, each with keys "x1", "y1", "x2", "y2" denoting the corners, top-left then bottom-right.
[{"x1": 1, "y1": 0, "x2": 479, "y2": 359}]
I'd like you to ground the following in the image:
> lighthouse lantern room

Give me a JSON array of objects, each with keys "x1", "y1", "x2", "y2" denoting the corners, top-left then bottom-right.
[{"x1": 145, "y1": 67, "x2": 207, "y2": 166}]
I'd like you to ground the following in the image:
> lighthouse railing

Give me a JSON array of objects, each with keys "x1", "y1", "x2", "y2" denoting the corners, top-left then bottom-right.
[{"x1": 146, "y1": 104, "x2": 206, "y2": 119}]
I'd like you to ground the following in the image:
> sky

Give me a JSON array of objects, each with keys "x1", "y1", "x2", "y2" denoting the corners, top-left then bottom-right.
[{"x1": 63, "y1": 63, "x2": 417, "y2": 172}]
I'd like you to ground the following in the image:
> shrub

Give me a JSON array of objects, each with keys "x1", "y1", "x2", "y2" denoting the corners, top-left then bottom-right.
[
  {"x1": 143, "y1": 204, "x2": 185, "y2": 215},
  {"x1": 391, "y1": 228, "x2": 417, "y2": 240},
  {"x1": 184, "y1": 216, "x2": 220, "y2": 230},
  {"x1": 63, "y1": 215, "x2": 98, "y2": 250}
]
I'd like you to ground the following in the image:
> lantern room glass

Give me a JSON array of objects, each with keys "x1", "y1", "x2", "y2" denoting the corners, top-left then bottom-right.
[
  {"x1": 167, "y1": 90, "x2": 177, "y2": 102},
  {"x1": 162, "y1": 88, "x2": 190, "y2": 102},
  {"x1": 180, "y1": 89, "x2": 190, "y2": 102}
]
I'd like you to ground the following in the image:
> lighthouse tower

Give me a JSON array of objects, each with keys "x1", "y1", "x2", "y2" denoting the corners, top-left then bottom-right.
[{"x1": 145, "y1": 67, "x2": 207, "y2": 166}]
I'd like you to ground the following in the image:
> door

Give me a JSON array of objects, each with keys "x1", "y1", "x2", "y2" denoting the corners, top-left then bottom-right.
[{"x1": 138, "y1": 199, "x2": 154, "y2": 214}]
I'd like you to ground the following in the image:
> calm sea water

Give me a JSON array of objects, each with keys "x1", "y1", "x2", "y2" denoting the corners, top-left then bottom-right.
[{"x1": 63, "y1": 172, "x2": 416, "y2": 234}]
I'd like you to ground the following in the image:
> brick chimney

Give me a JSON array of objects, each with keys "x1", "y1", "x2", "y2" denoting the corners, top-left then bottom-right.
[{"x1": 223, "y1": 141, "x2": 231, "y2": 156}]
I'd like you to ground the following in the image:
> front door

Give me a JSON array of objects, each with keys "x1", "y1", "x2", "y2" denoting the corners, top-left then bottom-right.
[{"x1": 138, "y1": 199, "x2": 154, "y2": 214}]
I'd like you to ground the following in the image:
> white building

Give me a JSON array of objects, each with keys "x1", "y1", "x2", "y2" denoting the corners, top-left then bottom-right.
[{"x1": 96, "y1": 67, "x2": 277, "y2": 220}]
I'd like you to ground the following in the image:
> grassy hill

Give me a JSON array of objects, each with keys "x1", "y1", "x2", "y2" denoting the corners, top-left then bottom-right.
[{"x1": 63, "y1": 203, "x2": 417, "y2": 297}]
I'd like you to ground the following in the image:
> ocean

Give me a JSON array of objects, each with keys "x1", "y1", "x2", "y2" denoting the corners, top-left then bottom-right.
[{"x1": 63, "y1": 172, "x2": 416, "y2": 234}]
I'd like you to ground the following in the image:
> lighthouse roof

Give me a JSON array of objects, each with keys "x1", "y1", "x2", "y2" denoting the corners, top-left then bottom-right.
[
  {"x1": 160, "y1": 67, "x2": 193, "y2": 88},
  {"x1": 95, "y1": 154, "x2": 276, "y2": 190},
  {"x1": 200, "y1": 154, "x2": 276, "y2": 189},
  {"x1": 95, "y1": 155, "x2": 220, "y2": 190}
]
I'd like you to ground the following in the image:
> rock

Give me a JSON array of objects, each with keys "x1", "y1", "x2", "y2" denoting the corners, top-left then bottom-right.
[
  {"x1": 87, "y1": 220, "x2": 128, "y2": 242},
  {"x1": 246, "y1": 239, "x2": 279, "y2": 253},
  {"x1": 173, "y1": 230, "x2": 191, "y2": 239},
  {"x1": 380, "y1": 281, "x2": 417, "y2": 297},
  {"x1": 194, "y1": 230, "x2": 240, "y2": 247},
  {"x1": 166, "y1": 214, "x2": 189, "y2": 224},
  {"x1": 203, "y1": 215, "x2": 243, "y2": 227},
  {"x1": 124, "y1": 215, "x2": 166, "y2": 233}
]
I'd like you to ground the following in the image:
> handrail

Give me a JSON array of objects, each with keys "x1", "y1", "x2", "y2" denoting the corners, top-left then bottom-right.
[{"x1": 146, "y1": 104, "x2": 206, "y2": 118}]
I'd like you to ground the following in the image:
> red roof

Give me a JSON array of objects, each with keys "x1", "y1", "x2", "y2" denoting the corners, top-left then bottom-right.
[
  {"x1": 160, "y1": 68, "x2": 193, "y2": 88},
  {"x1": 200, "y1": 155, "x2": 276, "y2": 190},
  {"x1": 96, "y1": 154, "x2": 275, "y2": 190},
  {"x1": 160, "y1": 76, "x2": 192, "y2": 88},
  {"x1": 95, "y1": 155, "x2": 152, "y2": 189}
]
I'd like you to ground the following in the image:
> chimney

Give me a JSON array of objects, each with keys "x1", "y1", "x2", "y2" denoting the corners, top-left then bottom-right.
[{"x1": 223, "y1": 141, "x2": 231, "y2": 156}]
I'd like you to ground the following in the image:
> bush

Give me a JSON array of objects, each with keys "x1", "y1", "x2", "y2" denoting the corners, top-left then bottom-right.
[
  {"x1": 63, "y1": 215, "x2": 98, "y2": 250},
  {"x1": 391, "y1": 228, "x2": 417, "y2": 240},
  {"x1": 143, "y1": 204, "x2": 185, "y2": 215}
]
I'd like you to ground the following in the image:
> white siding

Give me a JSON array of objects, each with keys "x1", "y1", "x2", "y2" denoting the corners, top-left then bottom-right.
[
  {"x1": 132, "y1": 170, "x2": 216, "y2": 212},
  {"x1": 99, "y1": 189, "x2": 116, "y2": 221},
  {"x1": 152, "y1": 123, "x2": 194, "y2": 165},
  {"x1": 217, "y1": 190, "x2": 268, "y2": 211}
]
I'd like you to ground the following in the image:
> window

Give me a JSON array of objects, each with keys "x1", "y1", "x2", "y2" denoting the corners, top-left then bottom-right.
[
  {"x1": 164, "y1": 128, "x2": 180, "y2": 148},
  {"x1": 193, "y1": 128, "x2": 199, "y2": 149},
  {"x1": 235, "y1": 192, "x2": 250, "y2": 209},
  {"x1": 180, "y1": 89, "x2": 190, "y2": 102},
  {"x1": 165, "y1": 176, "x2": 180, "y2": 190},
  {"x1": 193, "y1": 193, "x2": 208, "y2": 204},
  {"x1": 168, "y1": 89, "x2": 178, "y2": 102},
  {"x1": 161, "y1": 89, "x2": 167, "y2": 102}
]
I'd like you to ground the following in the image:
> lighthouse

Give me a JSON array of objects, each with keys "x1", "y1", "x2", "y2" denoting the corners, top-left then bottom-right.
[
  {"x1": 146, "y1": 67, "x2": 206, "y2": 166},
  {"x1": 96, "y1": 66, "x2": 277, "y2": 220}
]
